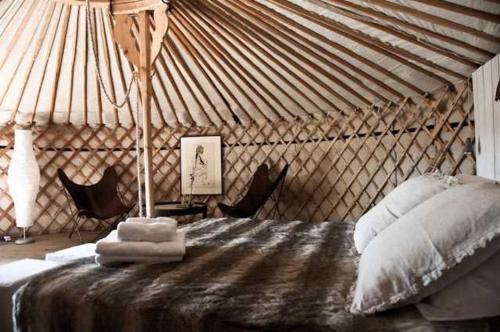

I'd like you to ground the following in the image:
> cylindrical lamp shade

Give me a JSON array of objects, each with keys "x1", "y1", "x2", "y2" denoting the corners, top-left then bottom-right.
[{"x1": 8, "y1": 129, "x2": 40, "y2": 228}]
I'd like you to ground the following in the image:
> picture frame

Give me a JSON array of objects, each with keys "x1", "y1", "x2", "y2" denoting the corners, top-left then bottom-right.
[{"x1": 180, "y1": 135, "x2": 223, "y2": 196}]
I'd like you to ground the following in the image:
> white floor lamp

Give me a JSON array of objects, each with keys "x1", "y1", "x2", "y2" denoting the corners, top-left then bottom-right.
[{"x1": 8, "y1": 125, "x2": 40, "y2": 245}]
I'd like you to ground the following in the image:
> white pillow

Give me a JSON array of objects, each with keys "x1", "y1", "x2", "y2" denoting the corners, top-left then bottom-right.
[
  {"x1": 456, "y1": 173, "x2": 496, "y2": 184},
  {"x1": 354, "y1": 174, "x2": 456, "y2": 253},
  {"x1": 416, "y1": 250, "x2": 500, "y2": 321},
  {"x1": 349, "y1": 182, "x2": 500, "y2": 314}
]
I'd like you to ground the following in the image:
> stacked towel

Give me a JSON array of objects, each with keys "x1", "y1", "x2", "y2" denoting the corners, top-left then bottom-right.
[
  {"x1": 95, "y1": 217, "x2": 185, "y2": 266},
  {"x1": 117, "y1": 217, "x2": 178, "y2": 242}
]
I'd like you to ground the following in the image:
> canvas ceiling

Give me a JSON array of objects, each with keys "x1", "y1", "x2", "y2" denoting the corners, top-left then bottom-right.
[{"x1": 0, "y1": 0, "x2": 498, "y2": 127}]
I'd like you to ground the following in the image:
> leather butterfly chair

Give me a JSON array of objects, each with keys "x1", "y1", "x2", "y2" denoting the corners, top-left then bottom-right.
[
  {"x1": 218, "y1": 163, "x2": 289, "y2": 219},
  {"x1": 57, "y1": 167, "x2": 133, "y2": 240}
]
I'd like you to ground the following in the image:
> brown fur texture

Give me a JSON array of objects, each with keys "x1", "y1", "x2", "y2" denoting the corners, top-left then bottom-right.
[{"x1": 14, "y1": 218, "x2": 500, "y2": 332}]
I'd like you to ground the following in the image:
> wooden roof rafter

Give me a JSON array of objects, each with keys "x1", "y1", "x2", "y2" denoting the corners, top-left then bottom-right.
[
  {"x1": 217, "y1": 0, "x2": 380, "y2": 106},
  {"x1": 0, "y1": 0, "x2": 498, "y2": 127},
  {"x1": 171, "y1": 8, "x2": 268, "y2": 123},
  {"x1": 268, "y1": 0, "x2": 460, "y2": 84},
  {"x1": 409, "y1": 0, "x2": 500, "y2": 24},
  {"x1": 1, "y1": 1, "x2": 54, "y2": 122},
  {"x1": 195, "y1": 0, "x2": 345, "y2": 115},
  {"x1": 322, "y1": 0, "x2": 493, "y2": 60},
  {"x1": 363, "y1": 0, "x2": 500, "y2": 44},
  {"x1": 178, "y1": 1, "x2": 299, "y2": 121},
  {"x1": 309, "y1": 0, "x2": 481, "y2": 68},
  {"x1": 242, "y1": 0, "x2": 402, "y2": 102},
  {"x1": 168, "y1": 19, "x2": 249, "y2": 124}
]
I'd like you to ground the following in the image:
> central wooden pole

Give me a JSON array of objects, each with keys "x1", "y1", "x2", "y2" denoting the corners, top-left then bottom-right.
[{"x1": 138, "y1": 11, "x2": 155, "y2": 217}]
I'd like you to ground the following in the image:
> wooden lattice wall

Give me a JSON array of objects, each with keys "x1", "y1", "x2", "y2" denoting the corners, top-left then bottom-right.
[{"x1": 0, "y1": 85, "x2": 475, "y2": 236}]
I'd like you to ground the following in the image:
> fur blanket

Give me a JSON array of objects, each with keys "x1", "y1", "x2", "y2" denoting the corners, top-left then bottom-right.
[{"x1": 14, "y1": 218, "x2": 500, "y2": 332}]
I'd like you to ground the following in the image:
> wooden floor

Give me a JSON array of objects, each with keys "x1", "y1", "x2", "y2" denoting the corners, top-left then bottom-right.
[{"x1": 0, "y1": 231, "x2": 99, "y2": 266}]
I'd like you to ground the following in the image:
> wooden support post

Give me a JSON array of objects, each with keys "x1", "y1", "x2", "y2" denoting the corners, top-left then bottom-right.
[{"x1": 139, "y1": 11, "x2": 155, "y2": 217}]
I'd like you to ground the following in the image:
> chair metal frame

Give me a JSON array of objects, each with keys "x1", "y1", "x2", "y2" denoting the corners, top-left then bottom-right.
[
  {"x1": 58, "y1": 167, "x2": 133, "y2": 241},
  {"x1": 253, "y1": 164, "x2": 288, "y2": 219},
  {"x1": 218, "y1": 163, "x2": 289, "y2": 219}
]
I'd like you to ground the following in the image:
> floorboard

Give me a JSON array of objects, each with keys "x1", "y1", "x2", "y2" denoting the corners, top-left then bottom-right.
[{"x1": 0, "y1": 231, "x2": 98, "y2": 266}]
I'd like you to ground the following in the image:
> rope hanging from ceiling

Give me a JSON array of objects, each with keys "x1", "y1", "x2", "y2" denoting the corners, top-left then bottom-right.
[
  {"x1": 84, "y1": 0, "x2": 172, "y2": 216},
  {"x1": 85, "y1": 0, "x2": 138, "y2": 109}
]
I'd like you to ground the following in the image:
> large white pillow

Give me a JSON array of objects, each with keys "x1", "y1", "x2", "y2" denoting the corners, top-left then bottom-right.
[
  {"x1": 354, "y1": 174, "x2": 456, "y2": 253},
  {"x1": 456, "y1": 173, "x2": 496, "y2": 184},
  {"x1": 349, "y1": 182, "x2": 500, "y2": 314},
  {"x1": 416, "y1": 250, "x2": 500, "y2": 321}
]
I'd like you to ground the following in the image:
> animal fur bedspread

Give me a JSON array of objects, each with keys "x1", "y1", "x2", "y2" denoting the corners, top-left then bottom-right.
[{"x1": 14, "y1": 218, "x2": 500, "y2": 332}]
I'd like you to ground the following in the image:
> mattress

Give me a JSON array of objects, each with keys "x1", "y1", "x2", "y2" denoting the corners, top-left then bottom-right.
[{"x1": 13, "y1": 218, "x2": 500, "y2": 332}]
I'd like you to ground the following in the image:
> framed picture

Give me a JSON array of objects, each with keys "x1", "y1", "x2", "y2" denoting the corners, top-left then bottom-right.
[{"x1": 180, "y1": 135, "x2": 223, "y2": 195}]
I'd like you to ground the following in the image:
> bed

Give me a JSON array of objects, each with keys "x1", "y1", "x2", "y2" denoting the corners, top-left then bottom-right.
[{"x1": 14, "y1": 218, "x2": 500, "y2": 332}]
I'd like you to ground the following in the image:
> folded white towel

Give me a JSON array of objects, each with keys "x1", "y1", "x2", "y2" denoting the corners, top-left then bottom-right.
[
  {"x1": 126, "y1": 217, "x2": 177, "y2": 224},
  {"x1": 95, "y1": 254, "x2": 183, "y2": 266},
  {"x1": 117, "y1": 221, "x2": 177, "y2": 242},
  {"x1": 96, "y1": 231, "x2": 186, "y2": 257}
]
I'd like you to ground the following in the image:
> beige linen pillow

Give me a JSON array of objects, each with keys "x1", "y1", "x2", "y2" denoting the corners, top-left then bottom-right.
[
  {"x1": 353, "y1": 174, "x2": 456, "y2": 253},
  {"x1": 349, "y1": 182, "x2": 500, "y2": 314},
  {"x1": 456, "y1": 174, "x2": 496, "y2": 184},
  {"x1": 416, "y1": 250, "x2": 500, "y2": 321}
]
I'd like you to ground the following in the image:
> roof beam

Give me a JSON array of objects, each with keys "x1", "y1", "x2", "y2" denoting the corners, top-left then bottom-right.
[
  {"x1": 206, "y1": 0, "x2": 369, "y2": 109},
  {"x1": 179, "y1": 0, "x2": 298, "y2": 120},
  {"x1": 6, "y1": 1, "x2": 54, "y2": 123},
  {"x1": 366, "y1": 0, "x2": 500, "y2": 44},
  {"x1": 30, "y1": 4, "x2": 65, "y2": 123},
  {"x1": 170, "y1": 19, "x2": 251, "y2": 124},
  {"x1": 232, "y1": 0, "x2": 391, "y2": 104},
  {"x1": 412, "y1": 0, "x2": 500, "y2": 24},
  {"x1": 210, "y1": 0, "x2": 363, "y2": 112},
  {"x1": 65, "y1": 7, "x2": 80, "y2": 124},
  {"x1": 163, "y1": 41, "x2": 216, "y2": 126},
  {"x1": 173, "y1": 6, "x2": 268, "y2": 123},
  {"x1": 168, "y1": 33, "x2": 226, "y2": 125},
  {"x1": 321, "y1": 0, "x2": 491, "y2": 60},
  {"x1": 316, "y1": 0, "x2": 478, "y2": 68},
  {"x1": 269, "y1": 0, "x2": 455, "y2": 86},
  {"x1": 0, "y1": 0, "x2": 38, "y2": 70},
  {"x1": 48, "y1": 5, "x2": 72, "y2": 123},
  {"x1": 194, "y1": 1, "x2": 314, "y2": 118},
  {"x1": 253, "y1": 2, "x2": 418, "y2": 98}
]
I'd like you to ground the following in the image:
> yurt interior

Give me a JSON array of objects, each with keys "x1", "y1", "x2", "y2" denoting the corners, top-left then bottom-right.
[{"x1": 1, "y1": 0, "x2": 500, "y2": 331}]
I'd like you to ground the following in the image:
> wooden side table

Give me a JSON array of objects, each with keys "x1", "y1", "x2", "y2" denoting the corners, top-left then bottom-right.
[{"x1": 154, "y1": 201, "x2": 208, "y2": 219}]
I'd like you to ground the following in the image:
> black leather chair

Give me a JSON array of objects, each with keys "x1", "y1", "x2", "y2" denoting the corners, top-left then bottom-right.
[
  {"x1": 58, "y1": 166, "x2": 133, "y2": 240},
  {"x1": 218, "y1": 163, "x2": 288, "y2": 219}
]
